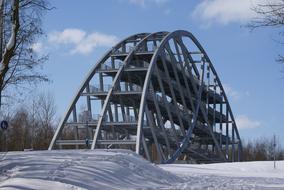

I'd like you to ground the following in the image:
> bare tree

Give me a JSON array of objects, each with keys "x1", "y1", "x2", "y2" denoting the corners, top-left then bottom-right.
[
  {"x1": 36, "y1": 92, "x2": 56, "y2": 127},
  {"x1": 0, "y1": 91, "x2": 57, "y2": 151},
  {"x1": 0, "y1": 0, "x2": 51, "y2": 109},
  {"x1": 242, "y1": 137, "x2": 284, "y2": 161},
  {"x1": 33, "y1": 92, "x2": 56, "y2": 149},
  {"x1": 248, "y1": 0, "x2": 284, "y2": 63}
]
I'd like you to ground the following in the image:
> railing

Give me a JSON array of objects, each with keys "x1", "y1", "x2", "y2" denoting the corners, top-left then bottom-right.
[
  {"x1": 100, "y1": 61, "x2": 149, "y2": 71},
  {"x1": 78, "y1": 110, "x2": 92, "y2": 122},
  {"x1": 124, "y1": 115, "x2": 136, "y2": 123},
  {"x1": 100, "y1": 62, "x2": 123, "y2": 70},
  {"x1": 112, "y1": 49, "x2": 128, "y2": 55},
  {"x1": 89, "y1": 83, "x2": 142, "y2": 94},
  {"x1": 147, "y1": 92, "x2": 192, "y2": 122},
  {"x1": 103, "y1": 113, "x2": 138, "y2": 123},
  {"x1": 128, "y1": 46, "x2": 135, "y2": 52},
  {"x1": 136, "y1": 44, "x2": 158, "y2": 53},
  {"x1": 112, "y1": 43, "x2": 157, "y2": 56},
  {"x1": 92, "y1": 114, "x2": 100, "y2": 121},
  {"x1": 174, "y1": 61, "x2": 213, "y2": 93},
  {"x1": 127, "y1": 60, "x2": 149, "y2": 68},
  {"x1": 89, "y1": 84, "x2": 112, "y2": 93},
  {"x1": 118, "y1": 83, "x2": 142, "y2": 92},
  {"x1": 78, "y1": 112, "x2": 108, "y2": 123},
  {"x1": 77, "y1": 113, "x2": 139, "y2": 123}
]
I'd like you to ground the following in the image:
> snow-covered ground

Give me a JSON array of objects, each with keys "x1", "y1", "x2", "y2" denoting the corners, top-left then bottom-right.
[
  {"x1": 0, "y1": 150, "x2": 181, "y2": 189},
  {"x1": 161, "y1": 161, "x2": 284, "y2": 190},
  {"x1": 0, "y1": 150, "x2": 284, "y2": 190}
]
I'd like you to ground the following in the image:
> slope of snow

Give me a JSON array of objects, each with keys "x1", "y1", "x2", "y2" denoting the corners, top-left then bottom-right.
[
  {"x1": 0, "y1": 150, "x2": 182, "y2": 190},
  {"x1": 161, "y1": 161, "x2": 284, "y2": 178},
  {"x1": 160, "y1": 161, "x2": 284, "y2": 190},
  {"x1": 1, "y1": 150, "x2": 284, "y2": 190}
]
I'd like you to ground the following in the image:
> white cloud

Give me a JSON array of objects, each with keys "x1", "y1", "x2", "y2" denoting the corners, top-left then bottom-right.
[
  {"x1": 31, "y1": 42, "x2": 43, "y2": 53},
  {"x1": 222, "y1": 84, "x2": 241, "y2": 100},
  {"x1": 222, "y1": 83, "x2": 251, "y2": 101},
  {"x1": 164, "y1": 9, "x2": 171, "y2": 15},
  {"x1": 153, "y1": 0, "x2": 168, "y2": 4},
  {"x1": 48, "y1": 28, "x2": 118, "y2": 55},
  {"x1": 129, "y1": 0, "x2": 145, "y2": 6},
  {"x1": 192, "y1": 0, "x2": 267, "y2": 25},
  {"x1": 49, "y1": 29, "x2": 86, "y2": 44},
  {"x1": 235, "y1": 115, "x2": 262, "y2": 129},
  {"x1": 127, "y1": 0, "x2": 168, "y2": 7},
  {"x1": 71, "y1": 32, "x2": 118, "y2": 54}
]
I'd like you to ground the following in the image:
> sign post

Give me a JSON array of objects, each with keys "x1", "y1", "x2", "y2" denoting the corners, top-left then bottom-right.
[
  {"x1": 0, "y1": 120, "x2": 8, "y2": 130},
  {"x1": 274, "y1": 134, "x2": 276, "y2": 169},
  {"x1": 0, "y1": 120, "x2": 8, "y2": 153}
]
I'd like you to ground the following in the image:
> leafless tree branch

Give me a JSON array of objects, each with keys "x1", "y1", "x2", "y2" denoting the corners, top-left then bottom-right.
[
  {"x1": 0, "y1": 0, "x2": 51, "y2": 109},
  {"x1": 247, "y1": 0, "x2": 284, "y2": 67}
]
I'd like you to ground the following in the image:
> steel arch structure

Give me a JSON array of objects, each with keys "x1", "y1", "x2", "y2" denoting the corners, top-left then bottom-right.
[{"x1": 49, "y1": 30, "x2": 242, "y2": 164}]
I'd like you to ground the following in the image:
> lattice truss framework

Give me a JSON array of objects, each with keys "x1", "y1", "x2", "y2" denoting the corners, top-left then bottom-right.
[{"x1": 49, "y1": 30, "x2": 242, "y2": 164}]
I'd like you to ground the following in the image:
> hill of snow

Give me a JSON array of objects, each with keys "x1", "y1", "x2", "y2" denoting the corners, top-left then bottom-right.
[
  {"x1": 0, "y1": 150, "x2": 182, "y2": 189},
  {"x1": 1, "y1": 150, "x2": 284, "y2": 189},
  {"x1": 161, "y1": 161, "x2": 284, "y2": 189}
]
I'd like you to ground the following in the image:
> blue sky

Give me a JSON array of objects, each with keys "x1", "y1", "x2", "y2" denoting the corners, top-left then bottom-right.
[{"x1": 34, "y1": 0, "x2": 284, "y2": 144}]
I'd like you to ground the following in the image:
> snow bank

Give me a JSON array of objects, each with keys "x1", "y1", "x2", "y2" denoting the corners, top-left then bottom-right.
[
  {"x1": 1, "y1": 150, "x2": 284, "y2": 190},
  {"x1": 0, "y1": 150, "x2": 182, "y2": 190},
  {"x1": 160, "y1": 161, "x2": 284, "y2": 190},
  {"x1": 160, "y1": 161, "x2": 284, "y2": 178}
]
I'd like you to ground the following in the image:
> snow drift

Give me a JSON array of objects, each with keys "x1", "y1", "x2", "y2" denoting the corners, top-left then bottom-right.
[
  {"x1": 0, "y1": 150, "x2": 181, "y2": 190},
  {"x1": 1, "y1": 150, "x2": 284, "y2": 189},
  {"x1": 161, "y1": 161, "x2": 284, "y2": 189}
]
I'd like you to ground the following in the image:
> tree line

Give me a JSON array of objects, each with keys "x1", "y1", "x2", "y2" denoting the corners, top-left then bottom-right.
[
  {"x1": 0, "y1": 92, "x2": 56, "y2": 151},
  {"x1": 242, "y1": 136, "x2": 284, "y2": 161},
  {"x1": 1, "y1": 95, "x2": 284, "y2": 163}
]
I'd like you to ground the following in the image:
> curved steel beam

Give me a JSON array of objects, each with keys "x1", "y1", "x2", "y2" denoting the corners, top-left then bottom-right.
[
  {"x1": 181, "y1": 31, "x2": 242, "y2": 153},
  {"x1": 49, "y1": 33, "x2": 148, "y2": 150},
  {"x1": 136, "y1": 30, "x2": 240, "y2": 162},
  {"x1": 49, "y1": 30, "x2": 242, "y2": 163},
  {"x1": 136, "y1": 31, "x2": 175, "y2": 154},
  {"x1": 91, "y1": 32, "x2": 167, "y2": 149}
]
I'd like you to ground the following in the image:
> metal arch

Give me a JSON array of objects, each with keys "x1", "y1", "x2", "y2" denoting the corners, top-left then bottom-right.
[
  {"x1": 48, "y1": 32, "x2": 149, "y2": 150},
  {"x1": 163, "y1": 33, "x2": 225, "y2": 163},
  {"x1": 177, "y1": 30, "x2": 242, "y2": 155},
  {"x1": 136, "y1": 31, "x2": 173, "y2": 154},
  {"x1": 136, "y1": 30, "x2": 198, "y2": 154},
  {"x1": 91, "y1": 32, "x2": 167, "y2": 149},
  {"x1": 50, "y1": 30, "x2": 242, "y2": 164},
  {"x1": 136, "y1": 30, "x2": 241, "y2": 162}
]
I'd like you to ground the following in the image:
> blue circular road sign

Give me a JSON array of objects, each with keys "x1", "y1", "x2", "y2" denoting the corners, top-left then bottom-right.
[{"x1": 1, "y1": 120, "x2": 8, "y2": 130}]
